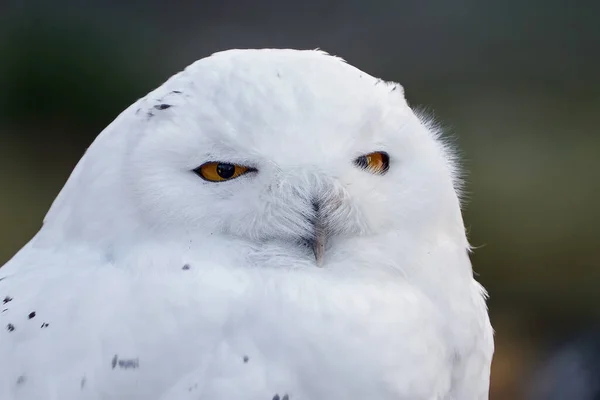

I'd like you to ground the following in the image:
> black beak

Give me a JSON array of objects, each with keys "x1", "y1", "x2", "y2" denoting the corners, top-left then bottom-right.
[{"x1": 311, "y1": 201, "x2": 325, "y2": 267}]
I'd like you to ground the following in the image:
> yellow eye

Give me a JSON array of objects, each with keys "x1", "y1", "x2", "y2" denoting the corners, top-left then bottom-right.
[
  {"x1": 354, "y1": 151, "x2": 390, "y2": 174},
  {"x1": 193, "y1": 162, "x2": 255, "y2": 182}
]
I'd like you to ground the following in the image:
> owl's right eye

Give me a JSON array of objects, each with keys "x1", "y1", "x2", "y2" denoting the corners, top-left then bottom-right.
[{"x1": 193, "y1": 162, "x2": 256, "y2": 182}]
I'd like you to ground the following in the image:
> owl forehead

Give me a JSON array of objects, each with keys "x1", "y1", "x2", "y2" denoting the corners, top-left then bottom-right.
[
  {"x1": 151, "y1": 50, "x2": 408, "y2": 166},
  {"x1": 197, "y1": 124, "x2": 376, "y2": 170},
  {"x1": 196, "y1": 98, "x2": 391, "y2": 168}
]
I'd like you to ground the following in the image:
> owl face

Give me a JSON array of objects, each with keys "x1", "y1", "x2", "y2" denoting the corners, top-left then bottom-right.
[{"x1": 121, "y1": 49, "x2": 463, "y2": 267}]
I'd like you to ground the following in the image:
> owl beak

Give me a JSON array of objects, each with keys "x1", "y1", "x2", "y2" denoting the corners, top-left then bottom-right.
[
  {"x1": 312, "y1": 223, "x2": 326, "y2": 267},
  {"x1": 311, "y1": 200, "x2": 326, "y2": 267}
]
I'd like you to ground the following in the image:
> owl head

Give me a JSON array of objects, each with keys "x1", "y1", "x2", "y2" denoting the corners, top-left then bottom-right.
[{"x1": 40, "y1": 49, "x2": 468, "y2": 274}]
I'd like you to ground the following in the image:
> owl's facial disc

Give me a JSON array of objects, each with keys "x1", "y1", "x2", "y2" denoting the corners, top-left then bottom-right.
[{"x1": 190, "y1": 151, "x2": 391, "y2": 267}]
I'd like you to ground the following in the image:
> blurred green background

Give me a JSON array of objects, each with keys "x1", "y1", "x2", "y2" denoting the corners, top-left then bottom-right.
[{"x1": 1, "y1": 1, "x2": 599, "y2": 398}]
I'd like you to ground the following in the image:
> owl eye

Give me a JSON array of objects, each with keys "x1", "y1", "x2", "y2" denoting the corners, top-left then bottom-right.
[
  {"x1": 193, "y1": 162, "x2": 256, "y2": 182},
  {"x1": 354, "y1": 151, "x2": 390, "y2": 175}
]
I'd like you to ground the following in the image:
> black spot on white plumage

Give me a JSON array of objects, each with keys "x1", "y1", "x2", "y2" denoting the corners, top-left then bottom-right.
[
  {"x1": 272, "y1": 395, "x2": 289, "y2": 400},
  {"x1": 187, "y1": 383, "x2": 199, "y2": 392},
  {"x1": 111, "y1": 354, "x2": 139, "y2": 370},
  {"x1": 40, "y1": 322, "x2": 49, "y2": 328},
  {"x1": 1, "y1": 308, "x2": 7, "y2": 313},
  {"x1": 28, "y1": 311, "x2": 36, "y2": 319},
  {"x1": 154, "y1": 104, "x2": 172, "y2": 110},
  {"x1": 171, "y1": 90, "x2": 182, "y2": 94},
  {"x1": 118, "y1": 358, "x2": 139, "y2": 369},
  {"x1": 7, "y1": 323, "x2": 15, "y2": 332},
  {"x1": 16, "y1": 375, "x2": 26, "y2": 385},
  {"x1": 182, "y1": 264, "x2": 191, "y2": 271},
  {"x1": 81, "y1": 377, "x2": 86, "y2": 389},
  {"x1": 111, "y1": 355, "x2": 118, "y2": 369},
  {"x1": 243, "y1": 355, "x2": 249, "y2": 363},
  {"x1": 3, "y1": 296, "x2": 12, "y2": 304},
  {"x1": 272, "y1": 395, "x2": 280, "y2": 400}
]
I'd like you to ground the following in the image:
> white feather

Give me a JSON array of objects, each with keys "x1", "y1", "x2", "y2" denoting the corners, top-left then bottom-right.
[{"x1": 0, "y1": 48, "x2": 493, "y2": 400}]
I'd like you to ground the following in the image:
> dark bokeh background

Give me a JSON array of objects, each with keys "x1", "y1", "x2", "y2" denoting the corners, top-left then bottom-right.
[{"x1": 1, "y1": 1, "x2": 599, "y2": 398}]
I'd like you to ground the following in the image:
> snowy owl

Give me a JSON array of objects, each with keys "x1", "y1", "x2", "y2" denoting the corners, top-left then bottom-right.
[{"x1": 0, "y1": 49, "x2": 493, "y2": 400}]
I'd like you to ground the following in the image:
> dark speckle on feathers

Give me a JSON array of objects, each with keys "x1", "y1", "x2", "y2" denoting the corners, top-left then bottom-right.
[
  {"x1": 282, "y1": 396, "x2": 289, "y2": 400},
  {"x1": 16, "y1": 375, "x2": 26, "y2": 385},
  {"x1": 28, "y1": 311, "x2": 36, "y2": 319},
  {"x1": 111, "y1": 355, "x2": 139, "y2": 370},
  {"x1": 154, "y1": 103, "x2": 172, "y2": 110},
  {"x1": 2, "y1": 308, "x2": 7, "y2": 313},
  {"x1": 273, "y1": 395, "x2": 289, "y2": 400},
  {"x1": 187, "y1": 383, "x2": 199, "y2": 392},
  {"x1": 182, "y1": 264, "x2": 191, "y2": 271},
  {"x1": 273, "y1": 395, "x2": 280, "y2": 400},
  {"x1": 7, "y1": 323, "x2": 15, "y2": 332},
  {"x1": 41, "y1": 322, "x2": 49, "y2": 328},
  {"x1": 171, "y1": 90, "x2": 182, "y2": 94},
  {"x1": 118, "y1": 358, "x2": 139, "y2": 369},
  {"x1": 243, "y1": 355, "x2": 249, "y2": 363},
  {"x1": 81, "y1": 377, "x2": 86, "y2": 389},
  {"x1": 3, "y1": 296, "x2": 12, "y2": 304}
]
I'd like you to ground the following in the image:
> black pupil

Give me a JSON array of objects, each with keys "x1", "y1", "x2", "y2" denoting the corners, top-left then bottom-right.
[
  {"x1": 354, "y1": 156, "x2": 369, "y2": 169},
  {"x1": 216, "y1": 163, "x2": 236, "y2": 179}
]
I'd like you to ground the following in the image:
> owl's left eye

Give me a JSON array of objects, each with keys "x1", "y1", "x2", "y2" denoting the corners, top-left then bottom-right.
[
  {"x1": 354, "y1": 151, "x2": 390, "y2": 175},
  {"x1": 193, "y1": 162, "x2": 256, "y2": 182}
]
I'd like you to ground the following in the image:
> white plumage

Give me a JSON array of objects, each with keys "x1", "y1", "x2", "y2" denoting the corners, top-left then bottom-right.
[{"x1": 0, "y1": 49, "x2": 493, "y2": 400}]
